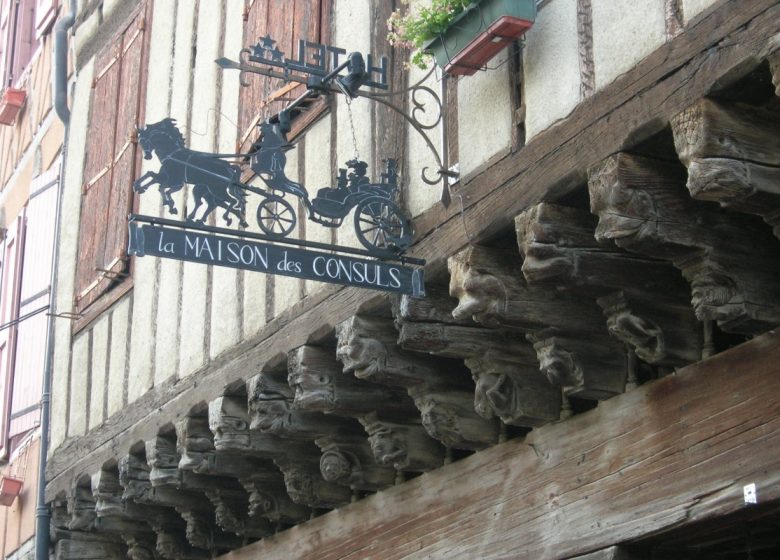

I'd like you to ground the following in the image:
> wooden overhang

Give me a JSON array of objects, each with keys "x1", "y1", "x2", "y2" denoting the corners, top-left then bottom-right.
[{"x1": 47, "y1": 0, "x2": 780, "y2": 557}]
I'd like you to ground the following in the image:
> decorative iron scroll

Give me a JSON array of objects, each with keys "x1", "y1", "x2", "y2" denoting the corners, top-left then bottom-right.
[
  {"x1": 129, "y1": 36, "x2": 431, "y2": 297},
  {"x1": 216, "y1": 35, "x2": 457, "y2": 197}
]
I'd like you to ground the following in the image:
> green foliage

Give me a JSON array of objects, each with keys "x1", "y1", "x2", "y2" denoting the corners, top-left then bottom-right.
[{"x1": 387, "y1": 0, "x2": 475, "y2": 69}]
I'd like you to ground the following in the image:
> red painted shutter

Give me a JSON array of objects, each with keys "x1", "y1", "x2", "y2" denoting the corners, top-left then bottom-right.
[
  {"x1": 75, "y1": 4, "x2": 148, "y2": 316},
  {"x1": 238, "y1": 0, "x2": 325, "y2": 151},
  {"x1": 8, "y1": 168, "x2": 58, "y2": 439},
  {"x1": 10, "y1": 0, "x2": 39, "y2": 87},
  {"x1": 0, "y1": 214, "x2": 25, "y2": 459}
]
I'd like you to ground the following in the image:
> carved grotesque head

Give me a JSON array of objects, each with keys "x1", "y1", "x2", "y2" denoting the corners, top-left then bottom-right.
[
  {"x1": 284, "y1": 470, "x2": 316, "y2": 504},
  {"x1": 689, "y1": 268, "x2": 739, "y2": 322},
  {"x1": 416, "y1": 398, "x2": 461, "y2": 448},
  {"x1": 156, "y1": 533, "x2": 185, "y2": 559},
  {"x1": 248, "y1": 490, "x2": 278, "y2": 519},
  {"x1": 449, "y1": 266, "x2": 507, "y2": 327},
  {"x1": 336, "y1": 320, "x2": 388, "y2": 380},
  {"x1": 67, "y1": 484, "x2": 97, "y2": 531},
  {"x1": 248, "y1": 390, "x2": 293, "y2": 434},
  {"x1": 288, "y1": 370, "x2": 336, "y2": 412},
  {"x1": 208, "y1": 400, "x2": 250, "y2": 451},
  {"x1": 367, "y1": 426, "x2": 407, "y2": 467},
  {"x1": 532, "y1": 339, "x2": 583, "y2": 389},
  {"x1": 471, "y1": 370, "x2": 513, "y2": 420},
  {"x1": 606, "y1": 309, "x2": 665, "y2": 364},
  {"x1": 589, "y1": 158, "x2": 659, "y2": 248},
  {"x1": 319, "y1": 450, "x2": 353, "y2": 483}
]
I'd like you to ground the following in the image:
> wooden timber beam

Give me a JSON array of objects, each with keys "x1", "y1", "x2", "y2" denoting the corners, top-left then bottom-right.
[
  {"x1": 216, "y1": 329, "x2": 780, "y2": 560},
  {"x1": 671, "y1": 98, "x2": 780, "y2": 239},
  {"x1": 45, "y1": 0, "x2": 780, "y2": 500}
]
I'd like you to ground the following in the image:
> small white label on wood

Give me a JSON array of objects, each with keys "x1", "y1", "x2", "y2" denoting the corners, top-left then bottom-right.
[{"x1": 743, "y1": 483, "x2": 757, "y2": 504}]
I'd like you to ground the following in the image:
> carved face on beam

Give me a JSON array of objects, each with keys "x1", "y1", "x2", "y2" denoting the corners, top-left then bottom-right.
[
  {"x1": 209, "y1": 408, "x2": 250, "y2": 450},
  {"x1": 471, "y1": 369, "x2": 515, "y2": 421},
  {"x1": 248, "y1": 389, "x2": 293, "y2": 434},
  {"x1": 449, "y1": 266, "x2": 507, "y2": 327},
  {"x1": 520, "y1": 242, "x2": 576, "y2": 285},
  {"x1": 589, "y1": 160, "x2": 659, "y2": 247},
  {"x1": 283, "y1": 469, "x2": 316, "y2": 504},
  {"x1": 67, "y1": 483, "x2": 97, "y2": 531},
  {"x1": 288, "y1": 369, "x2": 336, "y2": 411},
  {"x1": 319, "y1": 449, "x2": 355, "y2": 483},
  {"x1": 156, "y1": 533, "x2": 186, "y2": 560},
  {"x1": 248, "y1": 490, "x2": 278, "y2": 519},
  {"x1": 532, "y1": 339, "x2": 584, "y2": 390},
  {"x1": 606, "y1": 309, "x2": 665, "y2": 364},
  {"x1": 366, "y1": 426, "x2": 407, "y2": 467},
  {"x1": 415, "y1": 398, "x2": 462, "y2": 448},
  {"x1": 336, "y1": 321, "x2": 388, "y2": 380},
  {"x1": 689, "y1": 267, "x2": 740, "y2": 322}
]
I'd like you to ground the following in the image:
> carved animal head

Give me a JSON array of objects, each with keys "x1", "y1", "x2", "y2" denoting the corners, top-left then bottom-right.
[
  {"x1": 288, "y1": 370, "x2": 336, "y2": 412},
  {"x1": 607, "y1": 310, "x2": 665, "y2": 364},
  {"x1": 689, "y1": 268, "x2": 740, "y2": 322},
  {"x1": 472, "y1": 370, "x2": 512, "y2": 420},
  {"x1": 449, "y1": 266, "x2": 508, "y2": 327},
  {"x1": 532, "y1": 339, "x2": 584, "y2": 389}
]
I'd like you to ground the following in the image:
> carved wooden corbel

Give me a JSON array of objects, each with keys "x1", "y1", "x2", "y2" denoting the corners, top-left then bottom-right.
[
  {"x1": 516, "y1": 202, "x2": 701, "y2": 367},
  {"x1": 464, "y1": 346, "x2": 561, "y2": 427},
  {"x1": 408, "y1": 385, "x2": 500, "y2": 450},
  {"x1": 359, "y1": 412, "x2": 446, "y2": 472},
  {"x1": 238, "y1": 471, "x2": 310, "y2": 524},
  {"x1": 208, "y1": 395, "x2": 294, "y2": 458},
  {"x1": 526, "y1": 331, "x2": 626, "y2": 400},
  {"x1": 671, "y1": 98, "x2": 780, "y2": 239},
  {"x1": 289, "y1": 344, "x2": 416, "y2": 417},
  {"x1": 589, "y1": 152, "x2": 780, "y2": 335},
  {"x1": 315, "y1": 434, "x2": 396, "y2": 491},
  {"x1": 273, "y1": 455, "x2": 353, "y2": 509}
]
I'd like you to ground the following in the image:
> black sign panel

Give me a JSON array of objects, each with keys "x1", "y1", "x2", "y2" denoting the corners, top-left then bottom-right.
[{"x1": 128, "y1": 223, "x2": 425, "y2": 297}]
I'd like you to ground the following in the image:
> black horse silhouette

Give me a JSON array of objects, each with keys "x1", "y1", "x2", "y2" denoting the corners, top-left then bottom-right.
[{"x1": 133, "y1": 118, "x2": 248, "y2": 227}]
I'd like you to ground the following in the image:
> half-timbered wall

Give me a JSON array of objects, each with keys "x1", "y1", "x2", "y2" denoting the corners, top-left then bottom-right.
[{"x1": 47, "y1": 0, "x2": 780, "y2": 557}]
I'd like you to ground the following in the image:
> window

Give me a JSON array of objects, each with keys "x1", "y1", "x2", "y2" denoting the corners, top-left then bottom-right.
[
  {"x1": 73, "y1": 2, "x2": 152, "y2": 330},
  {"x1": 0, "y1": 0, "x2": 39, "y2": 89},
  {"x1": 238, "y1": 0, "x2": 331, "y2": 153}
]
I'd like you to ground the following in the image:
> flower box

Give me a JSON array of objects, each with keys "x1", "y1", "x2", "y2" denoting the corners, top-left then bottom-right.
[
  {"x1": 425, "y1": 0, "x2": 537, "y2": 76},
  {"x1": 0, "y1": 88, "x2": 27, "y2": 126},
  {"x1": 0, "y1": 476, "x2": 23, "y2": 506}
]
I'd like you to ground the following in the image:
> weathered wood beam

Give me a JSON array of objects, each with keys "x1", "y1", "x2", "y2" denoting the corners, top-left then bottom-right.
[
  {"x1": 515, "y1": 203, "x2": 701, "y2": 367},
  {"x1": 358, "y1": 412, "x2": 446, "y2": 472},
  {"x1": 217, "y1": 330, "x2": 780, "y2": 560},
  {"x1": 288, "y1": 344, "x2": 416, "y2": 417},
  {"x1": 45, "y1": 0, "x2": 780, "y2": 501},
  {"x1": 589, "y1": 152, "x2": 780, "y2": 335},
  {"x1": 671, "y1": 98, "x2": 780, "y2": 239},
  {"x1": 246, "y1": 372, "x2": 352, "y2": 439}
]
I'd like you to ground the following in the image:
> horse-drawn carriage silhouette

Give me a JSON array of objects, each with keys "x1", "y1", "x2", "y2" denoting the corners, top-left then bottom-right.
[{"x1": 133, "y1": 116, "x2": 412, "y2": 255}]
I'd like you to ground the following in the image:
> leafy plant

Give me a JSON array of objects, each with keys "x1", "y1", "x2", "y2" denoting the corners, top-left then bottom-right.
[{"x1": 387, "y1": 0, "x2": 474, "y2": 69}]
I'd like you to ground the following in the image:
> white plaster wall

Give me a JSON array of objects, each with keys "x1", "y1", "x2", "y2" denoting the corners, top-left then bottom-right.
[
  {"x1": 334, "y1": 0, "x2": 372, "y2": 250},
  {"x1": 210, "y1": 0, "x2": 244, "y2": 359},
  {"x1": 88, "y1": 315, "x2": 109, "y2": 430},
  {"x1": 50, "y1": 59, "x2": 94, "y2": 453},
  {"x1": 405, "y1": 65, "x2": 442, "y2": 218},
  {"x1": 107, "y1": 298, "x2": 130, "y2": 417},
  {"x1": 524, "y1": 0, "x2": 580, "y2": 139},
  {"x1": 127, "y1": 0, "x2": 177, "y2": 400},
  {"x1": 457, "y1": 51, "x2": 513, "y2": 177},
  {"x1": 155, "y1": 0, "x2": 198, "y2": 384},
  {"x1": 592, "y1": 0, "x2": 666, "y2": 90},
  {"x1": 179, "y1": 0, "x2": 224, "y2": 377},
  {"x1": 683, "y1": 0, "x2": 718, "y2": 23},
  {"x1": 68, "y1": 332, "x2": 89, "y2": 437},
  {"x1": 303, "y1": 117, "x2": 334, "y2": 296}
]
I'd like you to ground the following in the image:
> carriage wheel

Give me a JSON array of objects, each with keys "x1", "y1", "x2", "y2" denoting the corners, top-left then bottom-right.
[
  {"x1": 354, "y1": 197, "x2": 411, "y2": 253},
  {"x1": 257, "y1": 196, "x2": 296, "y2": 238}
]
